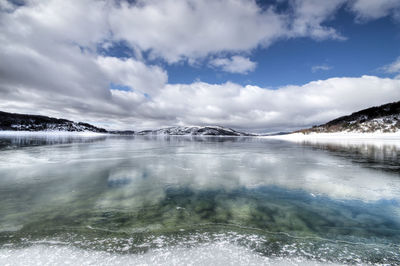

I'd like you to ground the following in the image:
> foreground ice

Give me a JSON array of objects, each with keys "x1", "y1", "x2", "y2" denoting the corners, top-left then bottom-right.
[
  {"x1": 0, "y1": 243, "x2": 341, "y2": 266},
  {"x1": 0, "y1": 135, "x2": 399, "y2": 264}
]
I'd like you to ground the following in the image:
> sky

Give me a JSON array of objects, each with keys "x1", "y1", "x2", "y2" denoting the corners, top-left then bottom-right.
[{"x1": 0, "y1": 0, "x2": 400, "y2": 132}]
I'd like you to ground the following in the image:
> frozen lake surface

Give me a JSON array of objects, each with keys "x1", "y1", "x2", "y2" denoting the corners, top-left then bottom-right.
[{"x1": 0, "y1": 134, "x2": 399, "y2": 265}]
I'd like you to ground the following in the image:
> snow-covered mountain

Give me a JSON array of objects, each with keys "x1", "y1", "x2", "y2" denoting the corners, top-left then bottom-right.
[
  {"x1": 0, "y1": 111, "x2": 107, "y2": 133},
  {"x1": 136, "y1": 126, "x2": 253, "y2": 136},
  {"x1": 298, "y1": 101, "x2": 400, "y2": 134}
]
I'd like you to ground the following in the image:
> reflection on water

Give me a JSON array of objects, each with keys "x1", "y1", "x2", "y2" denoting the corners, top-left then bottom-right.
[
  {"x1": 0, "y1": 134, "x2": 399, "y2": 264},
  {"x1": 300, "y1": 140, "x2": 400, "y2": 173},
  {"x1": 0, "y1": 133, "x2": 107, "y2": 150}
]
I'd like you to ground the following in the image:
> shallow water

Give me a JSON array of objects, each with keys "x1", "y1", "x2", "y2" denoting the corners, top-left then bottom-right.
[{"x1": 0, "y1": 134, "x2": 399, "y2": 265}]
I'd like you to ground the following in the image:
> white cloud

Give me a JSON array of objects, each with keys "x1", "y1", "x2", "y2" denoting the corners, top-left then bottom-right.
[
  {"x1": 143, "y1": 75, "x2": 400, "y2": 132},
  {"x1": 3, "y1": 72, "x2": 399, "y2": 132},
  {"x1": 108, "y1": 0, "x2": 286, "y2": 63},
  {"x1": 0, "y1": 0, "x2": 167, "y2": 126},
  {"x1": 349, "y1": 0, "x2": 400, "y2": 21},
  {"x1": 382, "y1": 57, "x2": 400, "y2": 77},
  {"x1": 97, "y1": 57, "x2": 168, "y2": 95},
  {"x1": 287, "y1": 0, "x2": 347, "y2": 40},
  {"x1": 311, "y1": 64, "x2": 332, "y2": 73},
  {"x1": 107, "y1": 0, "x2": 354, "y2": 63},
  {"x1": 209, "y1": 56, "x2": 257, "y2": 74},
  {"x1": 1, "y1": 0, "x2": 384, "y2": 67}
]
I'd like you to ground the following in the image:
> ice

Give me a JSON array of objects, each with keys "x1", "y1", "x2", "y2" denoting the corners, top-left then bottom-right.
[
  {"x1": 0, "y1": 130, "x2": 107, "y2": 137},
  {"x1": 0, "y1": 135, "x2": 399, "y2": 264},
  {"x1": 0, "y1": 244, "x2": 341, "y2": 266}
]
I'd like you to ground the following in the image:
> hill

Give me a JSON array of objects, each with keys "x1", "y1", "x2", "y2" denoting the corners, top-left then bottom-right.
[
  {"x1": 297, "y1": 101, "x2": 400, "y2": 134},
  {"x1": 0, "y1": 111, "x2": 107, "y2": 133},
  {"x1": 136, "y1": 126, "x2": 253, "y2": 136}
]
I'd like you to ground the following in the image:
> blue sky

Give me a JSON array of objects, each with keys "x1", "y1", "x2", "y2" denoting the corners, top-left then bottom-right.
[{"x1": 1, "y1": 0, "x2": 400, "y2": 132}]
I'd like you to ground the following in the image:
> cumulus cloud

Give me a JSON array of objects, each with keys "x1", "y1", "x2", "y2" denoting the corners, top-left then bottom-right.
[
  {"x1": 108, "y1": 0, "x2": 354, "y2": 63},
  {"x1": 2, "y1": 73, "x2": 400, "y2": 132},
  {"x1": 287, "y1": 0, "x2": 347, "y2": 40},
  {"x1": 209, "y1": 56, "x2": 257, "y2": 74},
  {"x1": 109, "y1": 0, "x2": 286, "y2": 63},
  {"x1": 0, "y1": 0, "x2": 383, "y2": 67},
  {"x1": 97, "y1": 57, "x2": 168, "y2": 95},
  {"x1": 141, "y1": 75, "x2": 400, "y2": 132},
  {"x1": 349, "y1": 0, "x2": 400, "y2": 21},
  {"x1": 0, "y1": 0, "x2": 167, "y2": 126}
]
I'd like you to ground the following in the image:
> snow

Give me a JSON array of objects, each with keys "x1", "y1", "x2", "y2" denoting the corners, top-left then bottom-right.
[
  {"x1": 310, "y1": 114, "x2": 400, "y2": 133},
  {"x1": 352, "y1": 114, "x2": 400, "y2": 133},
  {"x1": 0, "y1": 244, "x2": 339, "y2": 266},
  {"x1": 262, "y1": 132, "x2": 400, "y2": 147}
]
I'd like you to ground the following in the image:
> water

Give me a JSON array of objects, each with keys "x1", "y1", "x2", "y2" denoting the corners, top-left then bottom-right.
[{"x1": 0, "y1": 134, "x2": 399, "y2": 265}]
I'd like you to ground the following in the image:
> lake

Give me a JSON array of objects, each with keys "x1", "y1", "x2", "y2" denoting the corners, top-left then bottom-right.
[{"x1": 0, "y1": 134, "x2": 399, "y2": 265}]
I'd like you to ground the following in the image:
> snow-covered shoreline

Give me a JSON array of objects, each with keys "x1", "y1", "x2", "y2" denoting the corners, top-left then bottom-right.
[
  {"x1": 2, "y1": 130, "x2": 400, "y2": 141},
  {"x1": 261, "y1": 131, "x2": 400, "y2": 147},
  {"x1": 262, "y1": 131, "x2": 400, "y2": 139}
]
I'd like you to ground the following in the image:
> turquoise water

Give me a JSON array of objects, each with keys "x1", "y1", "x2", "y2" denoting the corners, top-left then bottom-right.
[{"x1": 0, "y1": 135, "x2": 399, "y2": 265}]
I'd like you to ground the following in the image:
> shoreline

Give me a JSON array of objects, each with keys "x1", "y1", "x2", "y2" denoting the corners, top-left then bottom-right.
[
  {"x1": 260, "y1": 132, "x2": 400, "y2": 148},
  {"x1": 1, "y1": 130, "x2": 400, "y2": 140},
  {"x1": 261, "y1": 131, "x2": 400, "y2": 140}
]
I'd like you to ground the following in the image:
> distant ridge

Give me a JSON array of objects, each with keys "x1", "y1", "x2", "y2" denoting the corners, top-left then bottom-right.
[
  {"x1": 0, "y1": 111, "x2": 250, "y2": 136},
  {"x1": 6, "y1": 101, "x2": 398, "y2": 136},
  {"x1": 297, "y1": 101, "x2": 400, "y2": 134},
  {"x1": 136, "y1": 126, "x2": 253, "y2": 136}
]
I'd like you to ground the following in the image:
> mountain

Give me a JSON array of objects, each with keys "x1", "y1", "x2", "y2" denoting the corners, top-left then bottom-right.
[
  {"x1": 0, "y1": 111, "x2": 108, "y2": 133},
  {"x1": 297, "y1": 101, "x2": 400, "y2": 134},
  {"x1": 136, "y1": 126, "x2": 253, "y2": 136}
]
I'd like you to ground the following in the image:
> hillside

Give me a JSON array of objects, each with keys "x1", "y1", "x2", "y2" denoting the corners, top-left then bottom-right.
[
  {"x1": 297, "y1": 101, "x2": 400, "y2": 134},
  {"x1": 0, "y1": 111, "x2": 107, "y2": 133}
]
